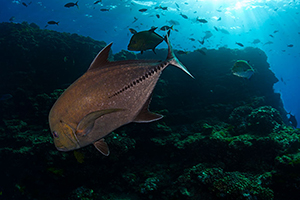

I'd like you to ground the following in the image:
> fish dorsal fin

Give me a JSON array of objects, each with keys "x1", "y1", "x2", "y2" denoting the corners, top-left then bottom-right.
[
  {"x1": 88, "y1": 43, "x2": 113, "y2": 71},
  {"x1": 94, "y1": 138, "x2": 110, "y2": 156},
  {"x1": 149, "y1": 27, "x2": 158, "y2": 32},
  {"x1": 133, "y1": 96, "x2": 163, "y2": 123},
  {"x1": 76, "y1": 109, "x2": 123, "y2": 137}
]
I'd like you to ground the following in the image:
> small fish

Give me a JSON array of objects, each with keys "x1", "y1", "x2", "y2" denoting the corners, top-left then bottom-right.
[
  {"x1": 94, "y1": 0, "x2": 101, "y2": 4},
  {"x1": 139, "y1": 8, "x2": 147, "y2": 12},
  {"x1": 232, "y1": 60, "x2": 254, "y2": 79},
  {"x1": 252, "y1": 39, "x2": 260, "y2": 44},
  {"x1": 180, "y1": 13, "x2": 188, "y2": 19},
  {"x1": 214, "y1": 26, "x2": 218, "y2": 31},
  {"x1": 48, "y1": 35, "x2": 193, "y2": 156},
  {"x1": 167, "y1": 20, "x2": 180, "y2": 25},
  {"x1": 160, "y1": 25, "x2": 173, "y2": 31},
  {"x1": 203, "y1": 31, "x2": 213, "y2": 40},
  {"x1": 288, "y1": 112, "x2": 298, "y2": 128},
  {"x1": 22, "y1": 2, "x2": 28, "y2": 7},
  {"x1": 156, "y1": 14, "x2": 160, "y2": 18},
  {"x1": 48, "y1": 21, "x2": 59, "y2": 25},
  {"x1": 129, "y1": 28, "x2": 137, "y2": 34},
  {"x1": 132, "y1": 17, "x2": 138, "y2": 23},
  {"x1": 100, "y1": 8, "x2": 109, "y2": 11},
  {"x1": 287, "y1": 44, "x2": 294, "y2": 47},
  {"x1": 128, "y1": 27, "x2": 170, "y2": 54},
  {"x1": 274, "y1": 30, "x2": 279, "y2": 33},
  {"x1": 64, "y1": 56, "x2": 68, "y2": 62},
  {"x1": 175, "y1": 3, "x2": 179, "y2": 8},
  {"x1": 0, "y1": 94, "x2": 13, "y2": 101},
  {"x1": 264, "y1": 41, "x2": 273, "y2": 45},
  {"x1": 196, "y1": 18, "x2": 208, "y2": 23},
  {"x1": 269, "y1": 34, "x2": 274, "y2": 38},
  {"x1": 236, "y1": 42, "x2": 244, "y2": 47},
  {"x1": 189, "y1": 38, "x2": 195, "y2": 41},
  {"x1": 219, "y1": 28, "x2": 229, "y2": 34},
  {"x1": 64, "y1": 1, "x2": 78, "y2": 8},
  {"x1": 217, "y1": 17, "x2": 222, "y2": 21},
  {"x1": 155, "y1": 5, "x2": 167, "y2": 10},
  {"x1": 9, "y1": 16, "x2": 15, "y2": 22},
  {"x1": 198, "y1": 39, "x2": 204, "y2": 45},
  {"x1": 45, "y1": 21, "x2": 59, "y2": 28}
]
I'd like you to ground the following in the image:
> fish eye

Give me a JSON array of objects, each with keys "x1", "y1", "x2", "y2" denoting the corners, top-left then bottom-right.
[{"x1": 52, "y1": 131, "x2": 59, "y2": 138}]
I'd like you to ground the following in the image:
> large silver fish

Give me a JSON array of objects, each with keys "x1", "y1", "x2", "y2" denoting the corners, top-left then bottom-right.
[{"x1": 48, "y1": 35, "x2": 194, "y2": 156}]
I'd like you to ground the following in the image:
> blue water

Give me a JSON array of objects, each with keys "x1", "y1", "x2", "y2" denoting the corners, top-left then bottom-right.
[{"x1": 1, "y1": 0, "x2": 299, "y2": 127}]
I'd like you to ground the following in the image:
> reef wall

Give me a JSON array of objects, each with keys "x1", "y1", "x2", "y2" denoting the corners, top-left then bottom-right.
[{"x1": 0, "y1": 22, "x2": 299, "y2": 200}]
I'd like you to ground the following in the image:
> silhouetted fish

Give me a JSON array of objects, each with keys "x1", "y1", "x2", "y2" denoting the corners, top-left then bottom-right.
[
  {"x1": 48, "y1": 35, "x2": 193, "y2": 156},
  {"x1": 196, "y1": 18, "x2": 208, "y2": 23},
  {"x1": 236, "y1": 42, "x2": 244, "y2": 47},
  {"x1": 128, "y1": 27, "x2": 169, "y2": 54},
  {"x1": 139, "y1": 8, "x2": 147, "y2": 12},
  {"x1": 64, "y1": 1, "x2": 78, "y2": 8},
  {"x1": 288, "y1": 113, "x2": 298, "y2": 128}
]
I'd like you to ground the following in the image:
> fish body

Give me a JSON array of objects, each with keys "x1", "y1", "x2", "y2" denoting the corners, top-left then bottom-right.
[
  {"x1": 47, "y1": 21, "x2": 59, "y2": 25},
  {"x1": 127, "y1": 27, "x2": 169, "y2": 54},
  {"x1": 236, "y1": 42, "x2": 244, "y2": 47},
  {"x1": 252, "y1": 39, "x2": 260, "y2": 44},
  {"x1": 139, "y1": 8, "x2": 147, "y2": 12},
  {"x1": 155, "y1": 5, "x2": 167, "y2": 10},
  {"x1": 94, "y1": 0, "x2": 101, "y2": 4},
  {"x1": 180, "y1": 13, "x2": 188, "y2": 19},
  {"x1": 231, "y1": 60, "x2": 254, "y2": 79},
  {"x1": 197, "y1": 18, "x2": 208, "y2": 23},
  {"x1": 264, "y1": 41, "x2": 273, "y2": 45},
  {"x1": 49, "y1": 36, "x2": 193, "y2": 155},
  {"x1": 64, "y1": 1, "x2": 78, "y2": 8},
  {"x1": 9, "y1": 16, "x2": 15, "y2": 22},
  {"x1": 288, "y1": 113, "x2": 298, "y2": 128},
  {"x1": 100, "y1": 8, "x2": 109, "y2": 11}
]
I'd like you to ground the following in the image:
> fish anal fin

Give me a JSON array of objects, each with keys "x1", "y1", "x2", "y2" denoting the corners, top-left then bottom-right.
[
  {"x1": 94, "y1": 138, "x2": 110, "y2": 156},
  {"x1": 88, "y1": 43, "x2": 112, "y2": 71},
  {"x1": 134, "y1": 96, "x2": 163, "y2": 123},
  {"x1": 76, "y1": 109, "x2": 124, "y2": 137}
]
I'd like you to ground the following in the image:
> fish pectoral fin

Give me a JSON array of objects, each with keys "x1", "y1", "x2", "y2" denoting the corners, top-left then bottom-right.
[
  {"x1": 76, "y1": 109, "x2": 124, "y2": 136},
  {"x1": 133, "y1": 96, "x2": 163, "y2": 123},
  {"x1": 94, "y1": 138, "x2": 110, "y2": 156},
  {"x1": 134, "y1": 110, "x2": 163, "y2": 123}
]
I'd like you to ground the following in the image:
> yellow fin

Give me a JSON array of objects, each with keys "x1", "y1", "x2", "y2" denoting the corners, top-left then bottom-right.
[{"x1": 73, "y1": 150, "x2": 84, "y2": 163}]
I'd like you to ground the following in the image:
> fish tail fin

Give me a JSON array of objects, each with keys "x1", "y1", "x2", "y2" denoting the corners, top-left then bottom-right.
[
  {"x1": 76, "y1": 1, "x2": 79, "y2": 9},
  {"x1": 165, "y1": 34, "x2": 194, "y2": 79},
  {"x1": 171, "y1": 25, "x2": 174, "y2": 31}
]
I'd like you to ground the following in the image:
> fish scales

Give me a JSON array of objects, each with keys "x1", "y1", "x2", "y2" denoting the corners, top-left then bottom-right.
[{"x1": 49, "y1": 36, "x2": 193, "y2": 155}]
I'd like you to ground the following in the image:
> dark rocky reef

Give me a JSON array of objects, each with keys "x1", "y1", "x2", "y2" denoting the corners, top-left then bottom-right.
[{"x1": 0, "y1": 22, "x2": 299, "y2": 200}]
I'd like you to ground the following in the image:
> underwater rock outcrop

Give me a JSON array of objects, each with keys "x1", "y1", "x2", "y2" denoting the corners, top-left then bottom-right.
[{"x1": 0, "y1": 22, "x2": 299, "y2": 200}]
